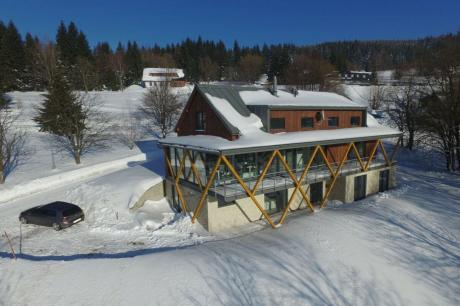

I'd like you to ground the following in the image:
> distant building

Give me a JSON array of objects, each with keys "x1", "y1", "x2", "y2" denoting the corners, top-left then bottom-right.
[
  {"x1": 142, "y1": 68, "x2": 186, "y2": 88},
  {"x1": 342, "y1": 71, "x2": 373, "y2": 83}
]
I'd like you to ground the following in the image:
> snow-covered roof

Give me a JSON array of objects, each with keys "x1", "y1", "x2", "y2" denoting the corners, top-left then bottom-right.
[
  {"x1": 194, "y1": 84, "x2": 365, "y2": 136},
  {"x1": 239, "y1": 89, "x2": 362, "y2": 109},
  {"x1": 142, "y1": 68, "x2": 185, "y2": 82},
  {"x1": 161, "y1": 123, "x2": 401, "y2": 154},
  {"x1": 166, "y1": 84, "x2": 401, "y2": 152}
]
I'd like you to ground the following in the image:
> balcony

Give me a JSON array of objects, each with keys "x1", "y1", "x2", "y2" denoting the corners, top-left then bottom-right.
[{"x1": 175, "y1": 156, "x2": 393, "y2": 203}]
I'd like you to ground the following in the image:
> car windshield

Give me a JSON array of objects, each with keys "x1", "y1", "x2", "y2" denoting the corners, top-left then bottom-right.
[{"x1": 62, "y1": 207, "x2": 81, "y2": 217}]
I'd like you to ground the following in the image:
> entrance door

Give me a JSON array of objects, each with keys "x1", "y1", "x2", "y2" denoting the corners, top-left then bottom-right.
[
  {"x1": 310, "y1": 182, "x2": 323, "y2": 206},
  {"x1": 379, "y1": 170, "x2": 389, "y2": 192},
  {"x1": 264, "y1": 190, "x2": 287, "y2": 214},
  {"x1": 354, "y1": 175, "x2": 367, "y2": 201}
]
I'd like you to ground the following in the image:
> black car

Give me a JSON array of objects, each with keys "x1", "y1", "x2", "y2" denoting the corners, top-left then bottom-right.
[{"x1": 19, "y1": 202, "x2": 85, "y2": 231}]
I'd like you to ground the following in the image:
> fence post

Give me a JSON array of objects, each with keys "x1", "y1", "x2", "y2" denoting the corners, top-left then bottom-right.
[{"x1": 4, "y1": 231, "x2": 17, "y2": 260}]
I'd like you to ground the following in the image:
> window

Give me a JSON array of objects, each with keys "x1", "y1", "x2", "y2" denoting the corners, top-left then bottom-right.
[
  {"x1": 350, "y1": 116, "x2": 361, "y2": 126},
  {"x1": 270, "y1": 117, "x2": 285, "y2": 130},
  {"x1": 328, "y1": 116, "x2": 339, "y2": 127},
  {"x1": 195, "y1": 112, "x2": 205, "y2": 131},
  {"x1": 301, "y1": 117, "x2": 314, "y2": 128}
]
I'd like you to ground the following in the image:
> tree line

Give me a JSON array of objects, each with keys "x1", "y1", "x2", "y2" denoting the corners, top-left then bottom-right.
[
  {"x1": 1, "y1": 19, "x2": 459, "y2": 178},
  {"x1": 1, "y1": 19, "x2": 457, "y2": 93}
]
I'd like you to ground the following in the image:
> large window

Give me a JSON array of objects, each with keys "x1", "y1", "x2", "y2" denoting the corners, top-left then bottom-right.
[
  {"x1": 270, "y1": 117, "x2": 285, "y2": 130},
  {"x1": 328, "y1": 116, "x2": 339, "y2": 127},
  {"x1": 195, "y1": 112, "x2": 206, "y2": 131},
  {"x1": 301, "y1": 117, "x2": 314, "y2": 129},
  {"x1": 350, "y1": 116, "x2": 361, "y2": 126},
  {"x1": 234, "y1": 153, "x2": 257, "y2": 179}
]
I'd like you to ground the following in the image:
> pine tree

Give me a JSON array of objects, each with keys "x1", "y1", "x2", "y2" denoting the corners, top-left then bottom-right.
[
  {"x1": 0, "y1": 21, "x2": 25, "y2": 90},
  {"x1": 23, "y1": 33, "x2": 44, "y2": 90},
  {"x1": 35, "y1": 66, "x2": 82, "y2": 135},
  {"x1": 94, "y1": 42, "x2": 118, "y2": 90},
  {"x1": 124, "y1": 41, "x2": 143, "y2": 86},
  {"x1": 55, "y1": 21, "x2": 93, "y2": 90},
  {"x1": 35, "y1": 65, "x2": 86, "y2": 164},
  {"x1": 35, "y1": 65, "x2": 110, "y2": 164}
]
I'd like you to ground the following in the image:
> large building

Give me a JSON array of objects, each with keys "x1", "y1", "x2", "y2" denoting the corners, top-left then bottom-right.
[{"x1": 159, "y1": 84, "x2": 401, "y2": 233}]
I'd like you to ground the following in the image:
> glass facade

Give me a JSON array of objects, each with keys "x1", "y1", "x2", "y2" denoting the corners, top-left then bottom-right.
[{"x1": 166, "y1": 141, "x2": 383, "y2": 194}]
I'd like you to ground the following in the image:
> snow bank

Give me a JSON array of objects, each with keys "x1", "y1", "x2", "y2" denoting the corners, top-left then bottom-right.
[
  {"x1": 64, "y1": 162, "x2": 163, "y2": 232},
  {"x1": 0, "y1": 153, "x2": 147, "y2": 204}
]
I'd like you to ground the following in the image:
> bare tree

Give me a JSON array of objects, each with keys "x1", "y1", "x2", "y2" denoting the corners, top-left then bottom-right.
[
  {"x1": 369, "y1": 84, "x2": 386, "y2": 110},
  {"x1": 416, "y1": 34, "x2": 460, "y2": 171},
  {"x1": 237, "y1": 54, "x2": 264, "y2": 84},
  {"x1": 387, "y1": 74, "x2": 424, "y2": 150},
  {"x1": 140, "y1": 81, "x2": 182, "y2": 138},
  {"x1": 117, "y1": 106, "x2": 142, "y2": 150},
  {"x1": 111, "y1": 50, "x2": 126, "y2": 91},
  {"x1": 199, "y1": 57, "x2": 220, "y2": 83},
  {"x1": 285, "y1": 53, "x2": 335, "y2": 90},
  {"x1": 0, "y1": 96, "x2": 27, "y2": 184},
  {"x1": 37, "y1": 41, "x2": 57, "y2": 86},
  {"x1": 76, "y1": 57, "x2": 95, "y2": 92}
]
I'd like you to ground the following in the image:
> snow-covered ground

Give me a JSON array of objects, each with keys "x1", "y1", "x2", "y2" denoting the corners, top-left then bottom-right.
[
  {"x1": 0, "y1": 85, "x2": 192, "y2": 201},
  {"x1": 1, "y1": 86, "x2": 459, "y2": 305},
  {"x1": 0, "y1": 147, "x2": 459, "y2": 305}
]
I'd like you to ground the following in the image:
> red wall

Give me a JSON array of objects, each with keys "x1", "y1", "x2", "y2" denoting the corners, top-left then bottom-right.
[
  {"x1": 269, "y1": 109, "x2": 364, "y2": 133},
  {"x1": 176, "y1": 90, "x2": 237, "y2": 140}
]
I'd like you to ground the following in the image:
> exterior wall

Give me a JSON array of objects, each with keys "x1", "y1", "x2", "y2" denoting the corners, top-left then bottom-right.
[
  {"x1": 287, "y1": 182, "x2": 325, "y2": 210},
  {"x1": 325, "y1": 141, "x2": 374, "y2": 164},
  {"x1": 207, "y1": 195, "x2": 265, "y2": 232},
  {"x1": 329, "y1": 166, "x2": 395, "y2": 203},
  {"x1": 166, "y1": 165, "x2": 396, "y2": 233},
  {"x1": 269, "y1": 109, "x2": 364, "y2": 133},
  {"x1": 143, "y1": 80, "x2": 186, "y2": 88},
  {"x1": 175, "y1": 90, "x2": 236, "y2": 140}
]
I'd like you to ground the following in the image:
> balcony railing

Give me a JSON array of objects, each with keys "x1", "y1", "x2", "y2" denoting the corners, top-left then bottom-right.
[
  {"x1": 175, "y1": 156, "x2": 393, "y2": 201},
  {"x1": 210, "y1": 158, "x2": 387, "y2": 201}
]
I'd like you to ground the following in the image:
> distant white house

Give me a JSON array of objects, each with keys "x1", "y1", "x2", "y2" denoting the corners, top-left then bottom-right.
[
  {"x1": 342, "y1": 71, "x2": 373, "y2": 83},
  {"x1": 142, "y1": 68, "x2": 186, "y2": 88}
]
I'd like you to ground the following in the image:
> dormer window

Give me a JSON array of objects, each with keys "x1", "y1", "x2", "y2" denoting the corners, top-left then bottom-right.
[
  {"x1": 195, "y1": 112, "x2": 206, "y2": 131},
  {"x1": 351, "y1": 116, "x2": 361, "y2": 126},
  {"x1": 301, "y1": 117, "x2": 314, "y2": 129},
  {"x1": 328, "y1": 116, "x2": 339, "y2": 127},
  {"x1": 270, "y1": 117, "x2": 285, "y2": 130}
]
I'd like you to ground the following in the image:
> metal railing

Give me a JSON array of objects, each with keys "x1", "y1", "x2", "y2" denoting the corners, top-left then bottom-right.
[{"x1": 208, "y1": 156, "x2": 390, "y2": 200}]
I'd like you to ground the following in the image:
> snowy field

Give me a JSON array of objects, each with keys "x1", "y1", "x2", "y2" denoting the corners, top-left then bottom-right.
[
  {"x1": 0, "y1": 85, "x2": 192, "y2": 202},
  {"x1": 0, "y1": 148, "x2": 459, "y2": 305},
  {"x1": 0, "y1": 86, "x2": 459, "y2": 306}
]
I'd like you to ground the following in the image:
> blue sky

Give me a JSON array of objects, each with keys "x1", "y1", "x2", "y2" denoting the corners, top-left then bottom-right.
[{"x1": 1, "y1": 0, "x2": 459, "y2": 47}]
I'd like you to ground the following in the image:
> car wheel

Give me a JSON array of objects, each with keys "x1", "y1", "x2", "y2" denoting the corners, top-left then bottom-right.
[
  {"x1": 20, "y1": 216, "x2": 28, "y2": 224},
  {"x1": 52, "y1": 223, "x2": 61, "y2": 231}
]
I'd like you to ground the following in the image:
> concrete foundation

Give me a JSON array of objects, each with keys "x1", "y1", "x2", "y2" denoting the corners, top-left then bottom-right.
[{"x1": 166, "y1": 166, "x2": 396, "y2": 233}]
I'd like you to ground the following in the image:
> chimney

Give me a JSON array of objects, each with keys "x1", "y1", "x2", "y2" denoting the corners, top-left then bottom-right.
[{"x1": 272, "y1": 75, "x2": 278, "y2": 96}]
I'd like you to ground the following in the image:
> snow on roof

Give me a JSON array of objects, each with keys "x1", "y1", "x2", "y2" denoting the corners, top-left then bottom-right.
[
  {"x1": 160, "y1": 126, "x2": 400, "y2": 153},
  {"x1": 239, "y1": 89, "x2": 363, "y2": 109},
  {"x1": 204, "y1": 93, "x2": 264, "y2": 135},
  {"x1": 142, "y1": 68, "x2": 185, "y2": 82}
]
